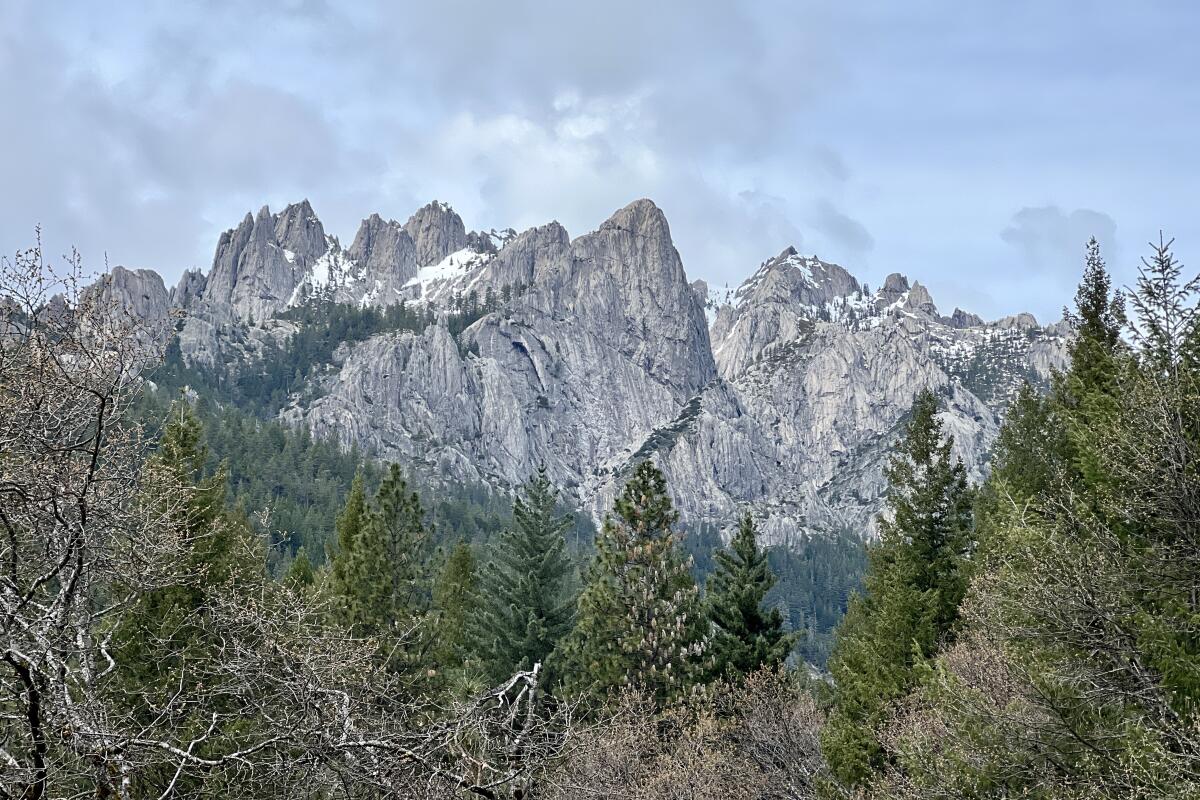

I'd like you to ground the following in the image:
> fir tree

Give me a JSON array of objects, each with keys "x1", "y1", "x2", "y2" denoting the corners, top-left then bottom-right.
[
  {"x1": 821, "y1": 389, "x2": 974, "y2": 788},
  {"x1": 431, "y1": 540, "x2": 479, "y2": 672},
  {"x1": 705, "y1": 513, "x2": 795, "y2": 679},
  {"x1": 1057, "y1": 237, "x2": 1127, "y2": 486},
  {"x1": 114, "y1": 403, "x2": 260, "y2": 679},
  {"x1": 110, "y1": 403, "x2": 263, "y2": 797},
  {"x1": 328, "y1": 471, "x2": 367, "y2": 608},
  {"x1": 884, "y1": 237, "x2": 1200, "y2": 798},
  {"x1": 471, "y1": 467, "x2": 576, "y2": 685},
  {"x1": 329, "y1": 464, "x2": 433, "y2": 674},
  {"x1": 560, "y1": 460, "x2": 708, "y2": 708}
]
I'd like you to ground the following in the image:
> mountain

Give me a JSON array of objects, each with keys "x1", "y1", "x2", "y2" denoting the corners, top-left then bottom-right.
[{"x1": 103, "y1": 198, "x2": 1069, "y2": 545}]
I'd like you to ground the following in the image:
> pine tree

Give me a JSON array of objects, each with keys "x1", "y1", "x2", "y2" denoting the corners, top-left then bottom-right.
[
  {"x1": 328, "y1": 470, "x2": 367, "y2": 605},
  {"x1": 471, "y1": 467, "x2": 576, "y2": 685},
  {"x1": 110, "y1": 403, "x2": 263, "y2": 797},
  {"x1": 821, "y1": 389, "x2": 974, "y2": 788},
  {"x1": 560, "y1": 460, "x2": 708, "y2": 708},
  {"x1": 705, "y1": 514, "x2": 795, "y2": 679},
  {"x1": 115, "y1": 403, "x2": 260, "y2": 679},
  {"x1": 431, "y1": 540, "x2": 478, "y2": 672},
  {"x1": 880, "y1": 238, "x2": 1200, "y2": 798},
  {"x1": 328, "y1": 464, "x2": 433, "y2": 674}
]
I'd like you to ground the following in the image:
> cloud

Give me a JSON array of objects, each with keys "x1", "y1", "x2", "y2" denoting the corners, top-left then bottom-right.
[
  {"x1": 5, "y1": 0, "x2": 1193, "y2": 326},
  {"x1": 811, "y1": 199, "x2": 874, "y2": 255},
  {"x1": 1001, "y1": 205, "x2": 1118, "y2": 270}
]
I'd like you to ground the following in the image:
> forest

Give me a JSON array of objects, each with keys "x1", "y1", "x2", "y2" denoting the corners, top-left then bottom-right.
[{"x1": 2, "y1": 234, "x2": 1199, "y2": 798}]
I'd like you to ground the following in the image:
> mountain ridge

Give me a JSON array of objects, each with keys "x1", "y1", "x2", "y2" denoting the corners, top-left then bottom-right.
[{"x1": 94, "y1": 196, "x2": 1069, "y2": 544}]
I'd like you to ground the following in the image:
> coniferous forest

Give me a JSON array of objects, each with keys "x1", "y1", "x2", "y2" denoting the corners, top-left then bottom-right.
[{"x1": 4, "y1": 232, "x2": 1200, "y2": 799}]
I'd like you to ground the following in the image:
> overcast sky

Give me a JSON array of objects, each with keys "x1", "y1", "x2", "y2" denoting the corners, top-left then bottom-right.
[{"x1": 1, "y1": 1, "x2": 1196, "y2": 322}]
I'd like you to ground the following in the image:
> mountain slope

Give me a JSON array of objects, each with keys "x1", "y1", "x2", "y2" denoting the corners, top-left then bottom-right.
[{"x1": 101, "y1": 197, "x2": 1069, "y2": 544}]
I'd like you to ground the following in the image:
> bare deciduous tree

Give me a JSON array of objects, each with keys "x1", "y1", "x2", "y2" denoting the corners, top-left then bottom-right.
[
  {"x1": 0, "y1": 241, "x2": 574, "y2": 799},
  {"x1": 546, "y1": 669, "x2": 826, "y2": 800}
]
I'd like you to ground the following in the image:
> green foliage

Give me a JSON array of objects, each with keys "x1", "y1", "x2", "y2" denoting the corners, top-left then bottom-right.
[
  {"x1": 877, "y1": 236, "x2": 1200, "y2": 799},
  {"x1": 134, "y1": 384, "x2": 375, "y2": 573},
  {"x1": 109, "y1": 404, "x2": 266, "y2": 797},
  {"x1": 705, "y1": 514, "x2": 796, "y2": 679},
  {"x1": 113, "y1": 404, "x2": 263, "y2": 680},
  {"x1": 328, "y1": 472, "x2": 368, "y2": 599},
  {"x1": 764, "y1": 536, "x2": 865, "y2": 667},
  {"x1": 822, "y1": 389, "x2": 975, "y2": 788},
  {"x1": 471, "y1": 468, "x2": 577, "y2": 686},
  {"x1": 431, "y1": 540, "x2": 480, "y2": 674},
  {"x1": 560, "y1": 461, "x2": 708, "y2": 708},
  {"x1": 283, "y1": 546, "x2": 316, "y2": 590},
  {"x1": 328, "y1": 464, "x2": 434, "y2": 676},
  {"x1": 1057, "y1": 237, "x2": 1127, "y2": 487}
]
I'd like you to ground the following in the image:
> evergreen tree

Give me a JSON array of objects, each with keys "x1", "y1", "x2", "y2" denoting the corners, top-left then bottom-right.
[
  {"x1": 705, "y1": 514, "x2": 795, "y2": 679},
  {"x1": 471, "y1": 467, "x2": 576, "y2": 685},
  {"x1": 560, "y1": 460, "x2": 708, "y2": 708},
  {"x1": 431, "y1": 540, "x2": 479, "y2": 672},
  {"x1": 880, "y1": 238, "x2": 1200, "y2": 798},
  {"x1": 821, "y1": 389, "x2": 974, "y2": 788},
  {"x1": 329, "y1": 464, "x2": 433, "y2": 674},
  {"x1": 110, "y1": 403, "x2": 263, "y2": 797},
  {"x1": 284, "y1": 546, "x2": 315, "y2": 590},
  {"x1": 328, "y1": 471, "x2": 367, "y2": 606},
  {"x1": 114, "y1": 403, "x2": 260, "y2": 680},
  {"x1": 1057, "y1": 237, "x2": 1127, "y2": 486}
]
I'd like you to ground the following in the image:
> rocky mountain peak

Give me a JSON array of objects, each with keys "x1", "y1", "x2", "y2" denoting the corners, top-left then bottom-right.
[
  {"x1": 598, "y1": 197, "x2": 670, "y2": 238},
  {"x1": 141, "y1": 195, "x2": 1069, "y2": 551},
  {"x1": 995, "y1": 311, "x2": 1040, "y2": 330},
  {"x1": 554, "y1": 198, "x2": 715, "y2": 396},
  {"x1": 403, "y1": 201, "x2": 468, "y2": 266},
  {"x1": 204, "y1": 201, "x2": 331, "y2": 322},
  {"x1": 737, "y1": 249, "x2": 861, "y2": 308},
  {"x1": 903, "y1": 281, "x2": 938, "y2": 316},
  {"x1": 347, "y1": 214, "x2": 418, "y2": 287},
  {"x1": 946, "y1": 307, "x2": 984, "y2": 329},
  {"x1": 170, "y1": 269, "x2": 207, "y2": 310},
  {"x1": 96, "y1": 265, "x2": 170, "y2": 322},
  {"x1": 876, "y1": 272, "x2": 910, "y2": 309}
]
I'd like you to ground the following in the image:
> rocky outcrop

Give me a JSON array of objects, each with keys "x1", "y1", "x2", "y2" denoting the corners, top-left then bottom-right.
[
  {"x1": 108, "y1": 196, "x2": 1070, "y2": 546},
  {"x1": 205, "y1": 200, "x2": 327, "y2": 322},
  {"x1": 403, "y1": 201, "x2": 468, "y2": 267},
  {"x1": 945, "y1": 307, "x2": 984, "y2": 328},
  {"x1": 97, "y1": 266, "x2": 171, "y2": 325},
  {"x1": 170, "y1": 269, "x2": 207, "y2": 310},
  {"x1": 709, "y1": 249, "x2": 865, "y2": 379},
  {"x1": 348, "y1": 214, "x2": 418, "y2": 281},
  {"x1": 343, "y1": 214, "x2": 419, "y2": 307}
]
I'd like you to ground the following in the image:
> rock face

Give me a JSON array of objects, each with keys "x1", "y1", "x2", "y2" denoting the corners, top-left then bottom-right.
[
  {"x1": 344, "y1": 214, "x2": 419, "y2": 306},
  {"x1": 125, "y1": 196, "x2": 1070, "y2": 545},
  {"x1": 205, "y1": 200, "x2": 328, "y2": 322},
  {"x1": 294, "y1": 199, "x2": 718, "y2": 515},
  {"x1": 403, "y1": 201, "x2": 467, "y2": 267},
  {"x1": 95, "y1": 265, "x2": 171, "y2": 324}
]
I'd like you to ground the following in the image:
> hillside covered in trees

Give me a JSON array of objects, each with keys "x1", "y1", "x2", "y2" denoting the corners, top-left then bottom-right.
[{"x1": 3, "y1": 234, "x2": 1199, "y2": 798}]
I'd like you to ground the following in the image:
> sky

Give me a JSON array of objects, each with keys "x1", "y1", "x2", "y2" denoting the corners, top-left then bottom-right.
[{"x1": 1, "y1": 1, "x2": 1196, "y2": 323}]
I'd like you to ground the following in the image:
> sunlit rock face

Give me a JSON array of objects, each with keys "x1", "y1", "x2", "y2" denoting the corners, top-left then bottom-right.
[{"x1": 125, "y1": 197, "x2": 1069, "y2": 544}]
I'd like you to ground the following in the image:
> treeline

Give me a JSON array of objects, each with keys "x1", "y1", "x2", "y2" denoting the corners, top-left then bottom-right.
[
  {"x1": 146, "y1": 338, "x2": 862, "y2": 668},
  {"x1": 820, "y1": 237, "x2": 1200, "y2": 798},
  {"x1": 9, "y1": 232, "x2": 1192, "y2": 799}
]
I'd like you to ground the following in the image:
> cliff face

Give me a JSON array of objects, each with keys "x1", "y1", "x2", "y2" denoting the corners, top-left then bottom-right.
[{"x1": 121, "y1": 197, "x2": 1069, "y2": 543}]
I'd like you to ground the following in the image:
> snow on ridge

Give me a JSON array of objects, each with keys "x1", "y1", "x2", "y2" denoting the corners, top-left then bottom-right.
[
  {"x1": 286, "y1": 237, "x2": 361, "y2": 307},
  {"x1": 404, "y1": 247, "x2": 491, "y2": 304}
]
